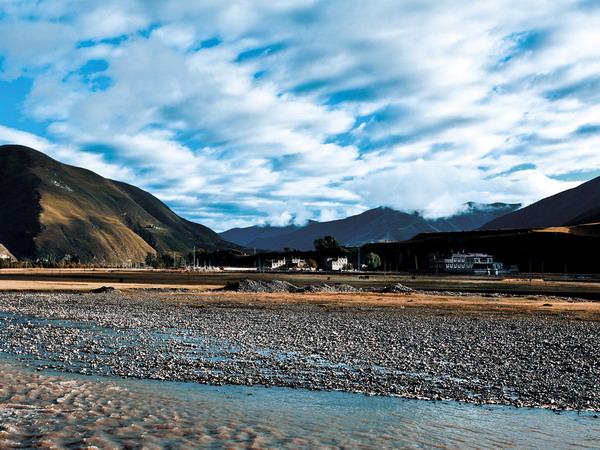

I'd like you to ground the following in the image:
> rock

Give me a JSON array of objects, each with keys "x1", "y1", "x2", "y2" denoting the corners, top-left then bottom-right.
[
  {"x1": 220, "y1": 279, "x2": 299, "y2": 293},
  {"x1": 375, "y1": 283, "x2": 416, "y2": 294},
  {"x1": 91, "y1": 286, "x2": 121, "y2": 293}
]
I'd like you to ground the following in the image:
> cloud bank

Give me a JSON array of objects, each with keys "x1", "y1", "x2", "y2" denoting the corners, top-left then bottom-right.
[{"x1": 1, "y1": 0, "x2": 599, "y2": 230}]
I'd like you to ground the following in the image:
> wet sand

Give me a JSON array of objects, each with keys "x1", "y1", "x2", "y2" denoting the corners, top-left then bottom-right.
[{"x1": 0, "y1": 290, "x2": 598, "y2": 411}]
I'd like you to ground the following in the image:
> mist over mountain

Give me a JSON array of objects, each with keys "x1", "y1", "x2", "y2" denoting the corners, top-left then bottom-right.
[
  {"x1": 0, "y1": 145, "x2": 238, "y2": 264},
  {"x1": 481, "y1": 176, "x2": 600, "y2": 230},
  {"x1": 221, "y1": 203, "x2": 521, "y2": 251}
]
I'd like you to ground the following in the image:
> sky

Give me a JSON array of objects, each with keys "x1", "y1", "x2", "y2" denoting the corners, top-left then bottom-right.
[{"x1": 1, "y1": 0, "x2": 600, "y2": 232}]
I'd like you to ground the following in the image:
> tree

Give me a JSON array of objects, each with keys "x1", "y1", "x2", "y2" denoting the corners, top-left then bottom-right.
[
  {"x1": 145, "y1": 252, "x2": 157, "y2": 268},
  {"x1": 342, "y1": 262, "x2": 354, "y2": 271},
  {"x1": 314, "y1": 235, "x2": 340, "y2": 251},
  {"x1": 146, "y1": 251, "x2": 186, "y2": 268},
  {"x1": 303, "y1": 259, "x2": 318, "y2": 270},
  {"x1": 365, "y1": 252, "x2": 381, "y2": 270},
  {"x1": 160, "y1": 251, "x2": 184, "y2": 268}
]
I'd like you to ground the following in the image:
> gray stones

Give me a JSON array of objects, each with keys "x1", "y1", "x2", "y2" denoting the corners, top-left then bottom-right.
[
  {"x1": 220, "y1": 279, "x2": 360, "y2": 293},
  {"x1": 221, "y1": 279, "x2": 299, "y2": 293},
  {"x1": 374, "y1": 283, "x2": 416, "y2": 294},
  {"x1": 220, "y1": 279, "x2": 366, "y2": 293},
  {"x1": 0, "y1": 292, "x2": 597, "y2": 411},
  {"x1": 298, "y1": 283, "x2": 359, "y2": 293}
]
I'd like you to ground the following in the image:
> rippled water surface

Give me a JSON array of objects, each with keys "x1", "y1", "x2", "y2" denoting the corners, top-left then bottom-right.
[{"x1": 0, "y1": 358, "x2": 599, "y2": 449}]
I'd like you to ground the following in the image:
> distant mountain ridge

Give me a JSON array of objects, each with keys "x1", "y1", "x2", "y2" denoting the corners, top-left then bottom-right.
[
  {"x1": 221, "y1": 224, "x2": 301, "y2": 247},
  {"x1": 0, "y1": 145, "x2": 238, "y2": 263},
  {"x1": 221, "y1": 203, "x2": 521, "y2": 251},
  {"x1": 481, "y1": 176, "x2": 600, "y2": 230}
]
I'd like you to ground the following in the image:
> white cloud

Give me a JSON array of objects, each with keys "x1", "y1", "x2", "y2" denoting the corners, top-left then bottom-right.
[
  {"x1": 0, "y1": 125, "x2": 134, "y2": 181},
  {"x1": 0, "y1": 0, "x2": 598, "y2": 231},
  {"x1": 0, "y1": 125, "x2": 53, "y2": 151}
]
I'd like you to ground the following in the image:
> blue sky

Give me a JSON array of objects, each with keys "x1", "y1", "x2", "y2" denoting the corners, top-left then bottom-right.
[{"x1": 1, "y1": 0, "x2": 600, "y2": 231}]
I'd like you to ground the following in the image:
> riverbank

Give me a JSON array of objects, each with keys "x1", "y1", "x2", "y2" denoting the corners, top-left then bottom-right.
[{"x1": 0, "y1": 290, "x2": 598, "y2": 411}]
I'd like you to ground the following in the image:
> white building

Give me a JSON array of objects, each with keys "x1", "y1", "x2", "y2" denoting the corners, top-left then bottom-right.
[
  {"x1": 288, "y1": 256, "x2": 306, "y2": 269},
  {"x1": 269, "y1": 256, "x2": 306, "y2": 271},
  {"x1": 326, "y1": 256, "x2": 348, "y2": 271},
  {"x1": 269, "y1": 258, "x2": 287, "y2": 270},
  {"x1": 429, "y1": 252, "x2": 505, "y2": 274}
]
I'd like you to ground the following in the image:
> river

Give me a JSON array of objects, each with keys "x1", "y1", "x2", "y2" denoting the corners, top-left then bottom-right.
[
  {"x1": 0, "y1": 294, "x2": 599, "y2": 448},
  {"x1": 1, "y1": 356, "x2": 599, "y2": 447}
]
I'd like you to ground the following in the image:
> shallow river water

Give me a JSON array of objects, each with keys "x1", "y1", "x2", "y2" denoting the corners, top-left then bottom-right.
[
  {"x1": 1, "y1": 357, "x2": 599, "y2": 449},
  {"x1": 0, "y1": 301, "x2": 599, "y2": 448}
]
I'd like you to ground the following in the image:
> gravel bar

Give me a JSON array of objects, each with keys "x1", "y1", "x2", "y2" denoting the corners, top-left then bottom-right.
[{"x1": 0, "y1": 291, "x2": 598, "y2": 411}]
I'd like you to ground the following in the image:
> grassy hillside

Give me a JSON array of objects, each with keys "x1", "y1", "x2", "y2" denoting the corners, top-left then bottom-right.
[
  {"x1": 0, "y1": 145, "x2": 238, "y2": 263},
  {"x1": 114, "y1": 181, "x2": 229, "y2": 252}
]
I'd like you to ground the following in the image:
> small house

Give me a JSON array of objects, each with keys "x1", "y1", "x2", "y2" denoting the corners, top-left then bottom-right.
[{"x1": 326, "y1": 256, "x2": 348, "y2": 271}]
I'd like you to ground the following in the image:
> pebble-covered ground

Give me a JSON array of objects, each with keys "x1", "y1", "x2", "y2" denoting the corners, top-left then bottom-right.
[{"x1": 0, "y1": 291, "x2": 598, "y2": 411}]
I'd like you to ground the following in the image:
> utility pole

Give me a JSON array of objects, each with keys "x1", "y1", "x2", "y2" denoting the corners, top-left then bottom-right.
[{"x1": 529, "y1": 259, "x2": 532, "y2": 282}]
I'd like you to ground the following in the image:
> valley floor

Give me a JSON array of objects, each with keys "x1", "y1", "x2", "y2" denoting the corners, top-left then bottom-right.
[{"x1": 0, "y1": 267, "x2": 599, "y2": 299}]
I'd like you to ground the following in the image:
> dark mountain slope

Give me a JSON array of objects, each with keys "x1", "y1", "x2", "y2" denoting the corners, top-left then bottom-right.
[
  {"x1": 563, "y1": 205, "x2": 600, "y2": 226},
  {"x1": 0, "y1": 147, "x2": 44, "y2": 257},
  {"x1": 222, "y1": 203, "x2": 520, "y2": 251},
  {"x1": 244, "y1": 208, "x2": 436, "y2": 250},
  {"x1": 0, "y1": 145, "x2": 237, "y2": 263},
  {"x1": 220, "y1": 224, "x2": 300, "y2": 247},
  {"x1": 481, "y1": 177, "x2": 600, "y2": 229}
]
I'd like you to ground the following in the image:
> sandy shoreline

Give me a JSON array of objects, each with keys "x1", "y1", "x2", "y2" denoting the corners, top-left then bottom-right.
[{"x1": 0, "y1": 290, "x2": 598, "y2": 411}]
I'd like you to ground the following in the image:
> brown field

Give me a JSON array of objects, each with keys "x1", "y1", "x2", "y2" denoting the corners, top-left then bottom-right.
[
  {"x1": 0, "y1": 267, "x2": 598, "y2": 295},
  {"x1": 159, "y1": 291, "x2": 600, "y2": 321},
  {"x1": 0, "y1": 268, "x2": 598, "y2": 320}
]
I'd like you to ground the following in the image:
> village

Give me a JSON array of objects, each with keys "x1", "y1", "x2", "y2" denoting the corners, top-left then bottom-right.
[{"x1": 0, "y1": 238, "x2": 518, "y2": 276}]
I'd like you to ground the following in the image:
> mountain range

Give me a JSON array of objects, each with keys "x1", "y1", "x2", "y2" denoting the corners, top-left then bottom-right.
[
  {"x1": 0, "y1": 145, "x2": 238, "y2": 264},
  {"x1": 220, "y1": 203, "x2": 521, "y2": 251},
  {"x1": 2, "y1": 144, "x2": 599, "y2": 265},
  {"x1": 224, "y1": 175, "x2": 600, "y2": 251}
]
